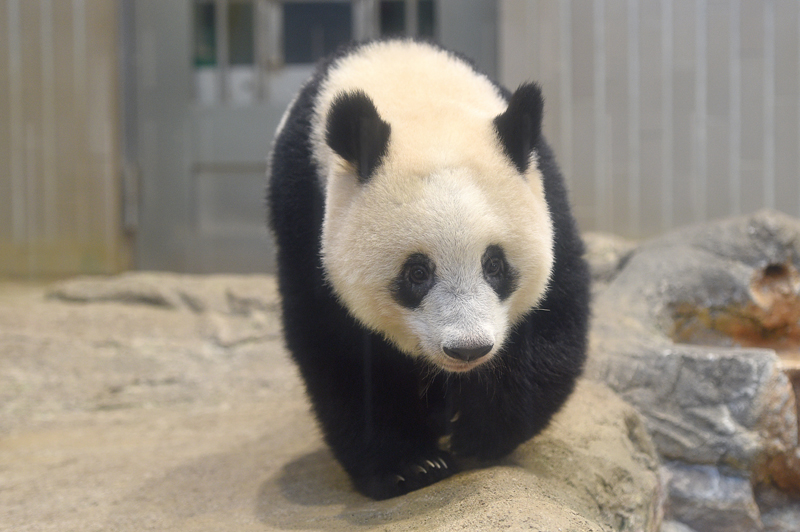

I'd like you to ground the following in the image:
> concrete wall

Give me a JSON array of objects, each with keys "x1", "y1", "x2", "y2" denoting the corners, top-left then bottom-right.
[
  {"x1": 500, "y1": 0, "x2": 800, "y2": 238},
  {"x1": 0, "y1": 0, "x2": 129, "y2": 277},
  {"x1": 7, "y1": 0, "x2": 800, "y2": 275}
]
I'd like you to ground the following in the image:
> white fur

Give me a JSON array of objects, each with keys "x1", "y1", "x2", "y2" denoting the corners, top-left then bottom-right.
[{"x1": 312, "y1": 41, "x2": 555, "y2": 371}]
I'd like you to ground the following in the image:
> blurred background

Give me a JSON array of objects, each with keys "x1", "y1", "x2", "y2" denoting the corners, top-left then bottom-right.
[{"x1": 1, "y1": 0, "x2": 799, "y2": 278}]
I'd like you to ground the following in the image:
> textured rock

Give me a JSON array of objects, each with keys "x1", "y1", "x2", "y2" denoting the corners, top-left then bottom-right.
[
  {"x1": 583, "y1": 232, "x2": 638, "y2": 286},
  {"x1": 584, "y1": 210, "x2": 800, "y2": 532},
  {"x1": 756, "y1": 484, "x2": 800, "y2": 532},
  {"x1": 0, "y1": 275, "x2": 661, "y2": 532},
  {"x1": 660, "y1": 520, "x2": 698, "y2": 532},
  {"x1": 664, "y1": 461, "x2": 762, "y2": 532}
]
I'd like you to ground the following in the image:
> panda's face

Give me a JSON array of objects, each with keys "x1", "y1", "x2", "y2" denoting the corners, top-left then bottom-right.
[
  {"x1": 391, "y1": 243, "x2": 517, "y2": 373},
  {"x1": 316, "y1": 60, "x2": 554, "y2": 372},
  {"x1": 322, "y1": 164, "x2": 553, "y2": 373}
]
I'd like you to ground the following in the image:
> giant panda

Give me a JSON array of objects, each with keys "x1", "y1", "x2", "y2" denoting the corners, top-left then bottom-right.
[{"x1": 268, "y1": 39, "x2": 590, "y2": 500}]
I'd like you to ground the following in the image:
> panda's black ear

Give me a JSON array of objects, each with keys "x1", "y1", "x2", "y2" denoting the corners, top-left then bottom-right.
[
  {"x1": 494, "y1": 83, "x2": 544, "y2": 174},
  {"x1": 326, "y1": 91, "x2": 391, "y2": 184}
]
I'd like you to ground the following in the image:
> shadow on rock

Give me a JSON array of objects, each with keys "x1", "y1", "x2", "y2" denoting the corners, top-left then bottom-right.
[
  {"x1": 105, "y1": 431, "x2": 457, "y2": 531},
  {"x1": 256, "y1": 448, "x2": 460, "y2": 530},
  {"x1": 105, "y1": 433, "x2": 280, "y2": 530}
]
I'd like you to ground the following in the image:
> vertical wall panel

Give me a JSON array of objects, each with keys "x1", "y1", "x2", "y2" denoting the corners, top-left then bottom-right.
[
  {"x1": 626, "y1": 0, "x2": 640, "y2": 234},
  {"x1": 73, "y1": 0, "x2": 90, "y2": 244},
  {"x1": 729, "y1": 0, "x2": 742, "y2": 215},
  {"x1": 41, "y1": 0, "x2": 57, "y2": 242},
  {"x1": 21, "y1": 0, "x2": 43, "y2": 261},
  {"x1": 500, "y1": 0, "x2": 800, "y2": 238},
  {"x1": 693, "y1": 0, "x2": 708, "y2": 223},
  {"x1": 0, "y1": 0, "x2": 11, "y2": 243},
  {"x1": 775, "y1": 0, "x2": 800, "y2": 216},
  {"x1": 605, "y1": 0, "x2": 629, "y2": 235},
  {"x1": 0, "y1": 0, "x2": 128, "y2": 277},
  {"x1": 740, "y1": 1, "x2": 766, "y2": 214},
  {"x1": 593, "y1": 0, "x2": 609, "y2": 229},
  {"x1": 570, "y1": 0, "x2": 596, "y2": 229},
  {"x1": 660, "y1": 0, "x2": 674, "y2": 231},
  {"x1": 86, "y1": 0, "x2": 119, "y2": 269},
  {"x1": 8, "y1": 0, "x2": 24, "y2": 245},
  {"x1": 670, "y1": 0, "x2": 697, "y2": 229},
  {"x1": 639, "y1": 0, "x2": 664, "y2": 235},
  {"x1": 706, "y1": 0, "x2": 731, "y2": 220},
  {"x1": 763, "y1": 0, "x2": 776, "y2": 210},
  {"x1": 53, "y1": 0, "x2": 77, "y2": 240}
]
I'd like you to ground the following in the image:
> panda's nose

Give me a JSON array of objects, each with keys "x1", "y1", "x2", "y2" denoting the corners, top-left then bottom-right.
[{"x1": 442, "y1": 344, "x2": 493, "y2": 362}]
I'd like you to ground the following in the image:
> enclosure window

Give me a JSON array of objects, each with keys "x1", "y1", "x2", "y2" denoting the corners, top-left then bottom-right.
[
  {"x1": 193, "y1": 0, "x2": 442, "y2": 104},
  {"x1": 283, "y1": 2, "x2": 352, "y2": 64},
  {"x1": 193, "y1": 0, "x2": 261, "y2": 105},
  {"x1": 417, "y1": 0, "x2": 434, "y2": 38},
  {"x1": 380, "y1": 0, "x2": 436, "y2": 38},
  {"x1": 228, "y1": 2, "x2": 254, "y2": 65},
  {"x1": 193, "y1": 1, "x2": 216, "y2": 67},
  {"x1": 380, "y1": 1, "x2": 405, "y2": 37}
]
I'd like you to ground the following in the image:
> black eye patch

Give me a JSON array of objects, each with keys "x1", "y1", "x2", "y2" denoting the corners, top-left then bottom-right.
[
  {"x1": 391, "y1": 253, "x2": 436, "y2": 309},
  {"x1": 482, "y1": 245, "x2": 518, "y2": 300}
]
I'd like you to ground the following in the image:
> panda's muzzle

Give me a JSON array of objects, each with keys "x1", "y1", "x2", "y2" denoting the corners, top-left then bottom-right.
[{"x1": 442, "y1": 343, "x2": 493, "y2": 362}]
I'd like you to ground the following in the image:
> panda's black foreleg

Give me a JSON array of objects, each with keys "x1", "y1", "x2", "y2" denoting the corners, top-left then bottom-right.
[
  {"x1": 342, "y1": 333, "x2": 459, "y2": 499},
  {"x1": 319, "y1": 374, "x2": 459, "y2": 499},
  {"x1": 349, "y1": 337, "x2": 461, "y2": 499},
  {"x1": 294, "y1": 330, "x2": 457, "y2": 500}
]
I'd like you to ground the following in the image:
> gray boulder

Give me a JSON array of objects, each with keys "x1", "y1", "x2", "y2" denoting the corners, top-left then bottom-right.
[{"x1": 585, "y1": 210, "x2": 800, "y2": 532}]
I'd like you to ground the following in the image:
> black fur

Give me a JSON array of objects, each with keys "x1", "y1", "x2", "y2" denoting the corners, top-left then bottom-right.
[
  {"x1": 493, "y1": 83, "x2": 544, "y2": 174},
  {"x1": 267, "y1": 40, "x2": 590, "y2": 500},
  {"x1": 326, "y1": 90, "x2": 391, "y2": 183}
]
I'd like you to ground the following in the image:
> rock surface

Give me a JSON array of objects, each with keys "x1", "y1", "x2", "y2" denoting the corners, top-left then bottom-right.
[
  {"x1": 584, "y1": 210, "x2": 800, "y2": 532},
  {"x1": 0, "y1": 274, "x2": 661, "y2": 531}
]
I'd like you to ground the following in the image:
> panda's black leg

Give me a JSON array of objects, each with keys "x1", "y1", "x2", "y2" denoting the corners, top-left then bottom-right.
[
  {"x1": 285, "y1": 309, "x2": 458, "y2": 499},
  {"x1": 322, "y1": 393, "x2": 459, "y2": 500},
  {"x1": 338, "y1": 334, "x2": 458, "y2": 499}
]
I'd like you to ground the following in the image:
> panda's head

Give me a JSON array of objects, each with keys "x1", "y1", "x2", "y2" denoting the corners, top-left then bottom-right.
[{"x1": 319, "y1": 83, "x2": 554, "y2": 373}]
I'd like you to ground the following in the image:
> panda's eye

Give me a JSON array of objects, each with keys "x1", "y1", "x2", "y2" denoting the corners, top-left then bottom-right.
[
  {"x1": 392, "y1": 253, "x2": 436, "y2": 309},
  {"x1": 482, "y1": 245, "x2": 518, "y2": 301},
  {"x1": 484, "y1": 256, "x2": 503, "y2": 277},
  {"x1": 409, "y1": 265, "x2": 431, "y2": 284}
]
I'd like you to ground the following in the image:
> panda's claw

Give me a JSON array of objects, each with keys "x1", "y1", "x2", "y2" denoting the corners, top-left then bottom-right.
[
  {"x1": 361, "y1": 451, "x2": 456, "y2": 499},
  {"x1": 406, "y1": 452, "x2": 456, "y2": 482}
]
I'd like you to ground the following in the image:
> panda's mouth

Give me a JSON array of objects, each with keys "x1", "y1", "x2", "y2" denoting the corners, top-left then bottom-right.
[{"x1": 437, "y1": 353, "x2": 493, "y2": 373}]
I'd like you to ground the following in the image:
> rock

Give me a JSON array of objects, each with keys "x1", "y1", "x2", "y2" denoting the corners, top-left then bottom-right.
[
  {"x1": 583, "y1": 232, "x2": 638, "y2": 285},
  {"x1": 585, "y1": 210, "x2": 800, "y2": 531},
  {"x1": 755, "y1": 484, "x2": 800, "y2": 532},
  {"x1": 48, "y1": 271, "x2": 280, "y2": 315},
  {"x1": 661, "y1": 520, "x2": 699, "y2": 532},
  {"x1": 663, "y1": 461, "x2": 762, "y2": 532},
  {"x1": 0, "y1": 274, "x2": 661, "y2": 532}
]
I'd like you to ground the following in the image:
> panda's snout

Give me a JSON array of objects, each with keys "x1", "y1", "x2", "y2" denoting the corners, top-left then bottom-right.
[{"x1": 442, "y1": 343, "x2": 493, "y2": 362}]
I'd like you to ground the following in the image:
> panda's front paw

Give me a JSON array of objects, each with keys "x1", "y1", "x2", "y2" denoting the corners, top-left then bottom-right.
[{"x1": 357, "y1": 452, "x2": 457, "y2": 500}]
